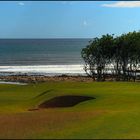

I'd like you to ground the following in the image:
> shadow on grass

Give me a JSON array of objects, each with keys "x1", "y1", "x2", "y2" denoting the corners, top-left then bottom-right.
[
  {"x1": 38, "y1": 95, "x2": 95, "y2": 108},
  {"x1": 34, "y1": 89, "x2": 53, "y2": 99}
]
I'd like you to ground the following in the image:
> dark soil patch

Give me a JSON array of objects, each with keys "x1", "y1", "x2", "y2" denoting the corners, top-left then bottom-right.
[{"x1": 38, "y1": 95, "x2": 95, "y2": 108}]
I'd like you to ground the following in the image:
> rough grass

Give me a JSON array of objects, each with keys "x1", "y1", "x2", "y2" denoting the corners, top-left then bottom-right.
[{"x1": 0, "y1": 82, "x2": 140, "y2": 138}]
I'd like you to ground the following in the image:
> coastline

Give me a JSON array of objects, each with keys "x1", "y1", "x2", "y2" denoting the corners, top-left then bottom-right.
[{"x1": 0, "y1": 75, "x2": 94, "y2": 83}]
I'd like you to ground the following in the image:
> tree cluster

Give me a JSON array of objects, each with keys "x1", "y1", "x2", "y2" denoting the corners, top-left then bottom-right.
[{"x1": 81, "y1": 31, "x2": 140, "y2": 81}]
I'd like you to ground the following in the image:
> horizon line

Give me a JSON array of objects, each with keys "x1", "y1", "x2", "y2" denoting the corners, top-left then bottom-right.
[{"x1": 0, "y1": 38, "x2": 92, "y2": 39}]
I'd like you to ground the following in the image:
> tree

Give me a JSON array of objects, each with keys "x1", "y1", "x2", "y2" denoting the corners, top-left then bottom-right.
[
  {"x1": 81, "y1": 34, "x2": 114, "y2": 81},
  {"x1": 81, "y1": 31, "x2": 140, "y2": 82},
  {"x1": 81, "y1": 38, "x2": 98, "y2": 80}
]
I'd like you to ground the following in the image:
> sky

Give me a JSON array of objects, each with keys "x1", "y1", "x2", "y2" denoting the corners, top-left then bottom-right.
[{"x1": 1, "y1": 1, "x2": 140, "y2": 38}]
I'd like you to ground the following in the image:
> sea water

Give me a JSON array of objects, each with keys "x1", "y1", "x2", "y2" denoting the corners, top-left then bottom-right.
[{"x1": 0, "y1": 39, "x2": 89, "y2": 76}]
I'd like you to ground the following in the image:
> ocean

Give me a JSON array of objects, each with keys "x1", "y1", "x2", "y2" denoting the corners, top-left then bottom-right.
[{"x1": 0, "y1": 39, "x2": 90, "y2": 76}]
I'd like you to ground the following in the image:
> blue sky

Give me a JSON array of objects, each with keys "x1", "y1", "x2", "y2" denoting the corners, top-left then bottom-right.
[{"x1": 1, "y1": 1, "x2": 140, "y2": 38}]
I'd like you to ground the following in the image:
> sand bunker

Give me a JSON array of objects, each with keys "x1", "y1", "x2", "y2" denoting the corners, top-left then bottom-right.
[{"x1": 38, "y1": 95, "x2": 95, "y2": 108}]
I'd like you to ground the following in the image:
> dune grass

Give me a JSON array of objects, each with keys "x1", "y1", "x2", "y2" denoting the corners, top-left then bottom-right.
[{"x1": 0, "y1": 81, "x2": 140, "y2": 138}]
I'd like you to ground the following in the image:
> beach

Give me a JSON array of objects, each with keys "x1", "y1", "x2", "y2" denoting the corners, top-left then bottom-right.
[
  {"x1": 0, "y1": 39, "x2": 89, "y2": 80},
  {"x1": 0, "y1": 75, "x2": 93, "y2": 83}
]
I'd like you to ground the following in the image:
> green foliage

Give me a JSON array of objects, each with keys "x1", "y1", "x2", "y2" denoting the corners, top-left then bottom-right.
[{"x1": 81, "y1": 31, "x2": 140, "y2": 81}]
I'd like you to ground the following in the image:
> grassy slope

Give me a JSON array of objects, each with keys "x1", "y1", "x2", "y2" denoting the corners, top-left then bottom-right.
[{"x1": 0, "y1": 82, "x2": 140, "y2": 138}]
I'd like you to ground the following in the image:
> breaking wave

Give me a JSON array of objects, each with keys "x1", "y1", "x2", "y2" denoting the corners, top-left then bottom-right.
[{"x1": 0, "y1": 64, "x2": 85, "y2": 76}]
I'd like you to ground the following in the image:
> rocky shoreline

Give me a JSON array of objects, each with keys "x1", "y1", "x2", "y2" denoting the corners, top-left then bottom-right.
[{"x1": 0, "y1": 75, "x2": 94, "y2": 83}]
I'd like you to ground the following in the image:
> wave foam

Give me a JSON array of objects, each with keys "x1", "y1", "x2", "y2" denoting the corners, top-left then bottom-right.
[{"x1": 0, "y1": 65, "x2": 85, "y2": 75}]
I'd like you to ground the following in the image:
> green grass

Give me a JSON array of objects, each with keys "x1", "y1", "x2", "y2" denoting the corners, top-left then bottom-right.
[{"x1": 0, "y1": 81, "x2": 140, "y2": 138}]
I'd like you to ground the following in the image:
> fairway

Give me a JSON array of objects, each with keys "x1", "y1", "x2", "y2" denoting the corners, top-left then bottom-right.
[{"x1": 0, "y1": 82, "x2": 140, "y2": 139}]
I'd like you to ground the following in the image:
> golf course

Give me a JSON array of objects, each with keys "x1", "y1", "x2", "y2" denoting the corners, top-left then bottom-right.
[{"x1": 0, "y1": 81, "x2": 140, "y2": 139}]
